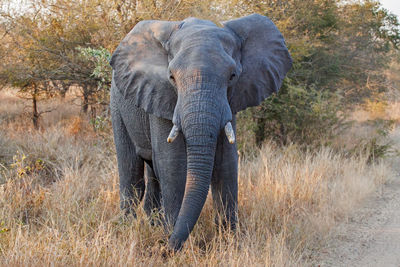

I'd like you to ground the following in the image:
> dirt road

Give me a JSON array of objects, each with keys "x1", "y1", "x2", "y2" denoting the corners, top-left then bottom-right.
[{"x1": 317, "y1": 168, "x2": 400, "y2": 266}]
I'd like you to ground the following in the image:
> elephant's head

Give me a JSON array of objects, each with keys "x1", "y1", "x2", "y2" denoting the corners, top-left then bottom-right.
[{"x1": 110, "y1": 14, "x2": 292, "y2": 250}]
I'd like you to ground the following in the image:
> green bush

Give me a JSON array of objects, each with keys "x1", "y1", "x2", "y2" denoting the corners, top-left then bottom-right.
[
  {"x1": 237, "y1": 82, "x2": 347, "y2": 151},
  {"x1": 351, "y1": 119, "x2": 397, "y2": 163}
]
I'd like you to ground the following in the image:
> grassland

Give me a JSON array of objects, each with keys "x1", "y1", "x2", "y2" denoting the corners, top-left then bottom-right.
[{"x1": 0, "y1": 89, "x2": 398, "y2": 266}]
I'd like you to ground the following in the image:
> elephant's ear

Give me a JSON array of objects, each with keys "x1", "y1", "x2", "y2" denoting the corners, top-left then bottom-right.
[
  {"x1": 110, "y1": 20, "x2": 181, "y2": 120},
  {"x1": 223, "y1": 14, "x2": 292, "y2": 113}
]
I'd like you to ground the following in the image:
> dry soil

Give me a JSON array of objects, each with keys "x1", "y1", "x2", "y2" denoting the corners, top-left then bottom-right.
[{"x1": 316, "y1": 129, "x2": 400, "y2": 267}]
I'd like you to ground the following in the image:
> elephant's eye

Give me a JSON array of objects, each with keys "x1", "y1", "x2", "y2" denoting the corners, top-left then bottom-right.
[
  {"x1": 230, "y1": 73, "x2": 236, "y2": 81},
  {"x1": 169, "y1": 74, "x2": 176, "y2": 86}
]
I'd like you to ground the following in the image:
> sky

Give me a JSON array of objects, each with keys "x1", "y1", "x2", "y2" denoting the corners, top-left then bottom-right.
[{"x1": 380, "y1": 0, "x2": 400, "y2": 18}]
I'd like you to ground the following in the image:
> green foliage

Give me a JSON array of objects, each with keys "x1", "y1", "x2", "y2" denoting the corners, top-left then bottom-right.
[
  {"x1": 77, "y1": 47, "x2": 112, "y2": 111},
  {"x1": 238, "y1": 82, "x2": 347, "y2": 149},
  {"x1": 90, "y1": 115, "x2": 112, "y2": 135},
  {"x1": 77, "y1": 47, "x2": 112, "y2": 86}
]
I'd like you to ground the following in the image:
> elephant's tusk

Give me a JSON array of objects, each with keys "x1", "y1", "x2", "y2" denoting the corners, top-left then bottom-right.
[
  {"x1": 224, "y1": 122, "x2": 235, "y2": 144},
  {"x1": 167, "y1": 125, "x2": 180, "y2": 143}
]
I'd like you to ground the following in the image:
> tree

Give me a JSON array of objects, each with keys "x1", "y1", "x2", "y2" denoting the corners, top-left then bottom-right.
[
  {"x1": 1, "y1": 0, "x2": 399, "y2": 147},
  {"x1": 230, "y1": 0, "x2": 400, "y2": 146},
  {"x1": 0, "y1": 0, "x2": 222, "y2": 123}
]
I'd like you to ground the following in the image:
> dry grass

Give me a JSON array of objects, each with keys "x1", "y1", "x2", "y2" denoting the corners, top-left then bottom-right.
[
  {"x1": 0, "y1": 88, "x2": 82, "y2": 131},
  {"x1": 0, "y1": 89, "x2": 397, "y2": 266},
  {"x1": 352, "y1": 99, "x2": 400, "y2": 123},
  {"x1": 386, "y1": 101, "x2": 400, "y2": 123}
]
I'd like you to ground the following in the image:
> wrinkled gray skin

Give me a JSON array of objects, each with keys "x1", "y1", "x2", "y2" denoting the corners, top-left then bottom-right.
[{"x1": 109, "y1": 14, "x2": 292, "y2": 251}]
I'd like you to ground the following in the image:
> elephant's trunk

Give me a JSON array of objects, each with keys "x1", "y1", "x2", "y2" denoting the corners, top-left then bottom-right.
[
  {"x1": 168, "y1": 77, "x2": 230, "y2": 250},
  {"x1": 168, "y1": 135, "x2": 216, "y2": 250}
]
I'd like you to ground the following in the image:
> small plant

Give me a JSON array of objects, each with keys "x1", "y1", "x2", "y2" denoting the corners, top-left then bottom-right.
[
  {"x1": 90, "y1": 115, "x2": 111, "y2": 132},
  {"x1": 0, "y1": 221, "x2": 10, "y2": 234},
  {"x1": 349, "y1": 119, "x2": 396, "y2": 162},
  {"x1": 364, "y1": 137, "x2": 392, "y2": 163},
  {"x1": 10, "y1": 151, "x2": 45, "y2": 178}
]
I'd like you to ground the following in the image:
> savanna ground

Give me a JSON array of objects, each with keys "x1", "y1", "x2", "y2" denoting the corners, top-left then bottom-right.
[
  {"x1": 316, "y1": 156, "x2": 400, "y2": 266},
  {"x1": 0, "y1": 89, "x2": 399, "y2": 266}
]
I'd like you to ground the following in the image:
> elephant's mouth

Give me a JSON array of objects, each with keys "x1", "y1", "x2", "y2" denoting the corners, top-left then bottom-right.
[{"x1": 167, "y1": 121, "x2": 234, "y2": 144}]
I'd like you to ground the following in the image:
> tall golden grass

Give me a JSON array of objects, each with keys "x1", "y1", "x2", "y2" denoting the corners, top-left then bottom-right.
[{"x1": 0, "y1": 90, "x2": 397, "y2": 266}]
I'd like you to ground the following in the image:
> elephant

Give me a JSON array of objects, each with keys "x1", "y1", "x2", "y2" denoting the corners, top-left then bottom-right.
[{"x1": 109, "y1": 14, "x2": 292, "y2": 251}]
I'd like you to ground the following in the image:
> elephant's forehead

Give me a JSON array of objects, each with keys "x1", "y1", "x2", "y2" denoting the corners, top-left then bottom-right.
[
  {"x1": 181, "y1": 17, "x2": 217, "y2": 28},
  {"x1": 171, "y1": 24, "x2": 237, "y2": 50}
]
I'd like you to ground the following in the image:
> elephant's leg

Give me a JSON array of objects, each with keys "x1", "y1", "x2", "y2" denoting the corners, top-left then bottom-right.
[
  {"x1": 143, "y1": 162, "x2": 162, "y2": 218},
  {"x1": 149, "y1": 115, "x2": 187, "y2": 228},
  {"x1": 211, "y1": 125, "x2": 238, "y2": 230},
  {"x1": 111, "y1": 109, "x2": 145, "y2": 216}
]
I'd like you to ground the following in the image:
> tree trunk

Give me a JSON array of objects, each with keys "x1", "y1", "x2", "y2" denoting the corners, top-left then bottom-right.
[
  {"x1": 255, "y1": 117, "x2": 266, "y2": 146},
  {"x1": 81, "y1": 86, "x2": 89, "y2": 113},
  {"x1": 279, "y1": 121, "x2": 287, "y2": 146},
  {"x1": 60, "y1": 83, "x2": 68, "y2": 99},
  {"x1": 32, "y1": 85, "x2": 39, "y2": 130}
]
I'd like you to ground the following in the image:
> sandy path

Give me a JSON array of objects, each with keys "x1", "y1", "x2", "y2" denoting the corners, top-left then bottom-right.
[{"x1": 317, "y1": 167, "x2": 400, "y2": 266}]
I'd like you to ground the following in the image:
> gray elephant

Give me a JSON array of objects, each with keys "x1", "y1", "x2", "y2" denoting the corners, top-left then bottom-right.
[{"x1": 109, "y1": 14, "x2": 292, "y2": 251}]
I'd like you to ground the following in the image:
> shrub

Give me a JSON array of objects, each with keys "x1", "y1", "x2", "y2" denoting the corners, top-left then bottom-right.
[
  {"x1": 362, "y1": 97, "x2": 388, "y2": 120},
  {"x1": 351, "y1": 119, "x2": 397, "y2": 162},
  {"x1": 237, "y1": 82, "x2": 347, "y2": 151}
]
